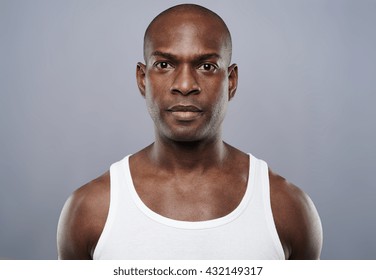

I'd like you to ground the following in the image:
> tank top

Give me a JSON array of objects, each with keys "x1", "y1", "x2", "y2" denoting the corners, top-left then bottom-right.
[{"x1": 93, "y1": 154, "x2": 285, "y2": 259}]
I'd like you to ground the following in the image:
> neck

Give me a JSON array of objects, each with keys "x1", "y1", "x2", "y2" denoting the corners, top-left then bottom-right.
[{"x1": 148, "y1": 133, "x2": 229, "y2": 172}]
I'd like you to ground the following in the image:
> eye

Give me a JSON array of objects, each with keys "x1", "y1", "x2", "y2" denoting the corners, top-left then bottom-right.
[
  {"x1": 154, "y1": 61, "x2": 173, "y2": 70},
  {"x1": 198, "y1": 63, "x2": 217, "y2": 72}
]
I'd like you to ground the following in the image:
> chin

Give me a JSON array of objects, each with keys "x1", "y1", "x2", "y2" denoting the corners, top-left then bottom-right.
[
  {"x1": 167, "y1": 133, "x2": 203, "y2": 143},
  {"x1": 166, "y1": 127, "x2": 219, "y2": 144},
  {"x1": 160, "y1": 126, "x2": 203, "y2": 143},
  {"x1": 157, "y1": 120, "x2": 218, "y2": 143}
]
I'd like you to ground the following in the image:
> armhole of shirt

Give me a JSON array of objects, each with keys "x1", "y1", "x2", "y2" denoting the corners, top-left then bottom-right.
[
  {"x1": 260, "y1": 160, "x2": 285, "y2": 259},
  {"x1": 92, "y1": 161, "x2": 120, "y2": 259}
]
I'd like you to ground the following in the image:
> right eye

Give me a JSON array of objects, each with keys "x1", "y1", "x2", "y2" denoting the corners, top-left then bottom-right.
[{"x1": 154, "y1": 61, "x2": 173, "y2": 69}]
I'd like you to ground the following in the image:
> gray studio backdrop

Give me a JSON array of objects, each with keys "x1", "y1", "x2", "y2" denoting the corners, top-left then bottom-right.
[{"x1": 1, "y1": 0, "x2": 375, "y2": 259}]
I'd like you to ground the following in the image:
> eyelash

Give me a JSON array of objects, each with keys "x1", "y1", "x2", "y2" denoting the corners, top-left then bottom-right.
[
  {"x1": 154, "y1": 61, "x2": 173, "y2": 69},
  {"x1": 198, "y1": 63, "x2": 217, "y2": 71},
  {"x1": 154, "y1": 62, "x2": 218, "y2": 72}
]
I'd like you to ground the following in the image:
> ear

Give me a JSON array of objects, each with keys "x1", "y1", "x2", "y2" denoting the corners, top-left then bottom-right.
[
  {"x1": 227, "y1": 63, "x2": 238, "y2": 101},
  {"x1": 136, "y1": 62, "x2": 146, "y2": 98}
]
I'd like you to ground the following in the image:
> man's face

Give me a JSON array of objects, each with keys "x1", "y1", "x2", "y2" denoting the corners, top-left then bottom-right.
[{"x1": 137, "y1": 13, "x2": 237, "y2": 143}]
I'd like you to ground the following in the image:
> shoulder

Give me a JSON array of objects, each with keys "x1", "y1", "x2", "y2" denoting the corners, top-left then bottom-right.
[
  {"x1": 57, "y1": 171, "x2": 110, "y2": 259},
  {"x1": 268, "y1": 169, "x2": 323, "y2": 259}
]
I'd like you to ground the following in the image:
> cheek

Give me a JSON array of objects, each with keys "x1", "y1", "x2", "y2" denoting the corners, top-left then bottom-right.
[
  {"x1": 144, "y1": 76, "x2": 159, "y2": 102},
  {"x1": 206, "y1": 77, "x2": 228, "y2": 106},
  {"x1": 143, "y1": 83, "x2": 158, "y2": 119},
  {"x1": 145, "y1": 74, "x2": 169, "y2": 101},
  {"x1": 144, "y1": 78, "x2": 169, "y2": 121},
  {"x1": 207, "y1": 79, "x2": 229, "y2": 120},
  {"x1": 212, "y1": 94, "x2": 228, "y2": 119}
]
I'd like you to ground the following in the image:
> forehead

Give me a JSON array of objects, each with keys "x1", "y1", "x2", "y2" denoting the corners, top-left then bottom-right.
[{"x1": 144, "y1": 12, "x2": 230, "y2": 60}]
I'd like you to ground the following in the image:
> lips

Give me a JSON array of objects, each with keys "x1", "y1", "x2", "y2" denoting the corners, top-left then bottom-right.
[
  {"x1": 167, "y1": 104, "x2": 203, "y2": 121},
  {"x1": 167, "y1": 105, "x2": 203, "y2": 112}
]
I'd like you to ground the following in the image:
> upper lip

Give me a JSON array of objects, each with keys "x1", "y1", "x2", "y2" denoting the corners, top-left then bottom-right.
[{"x1": 167, "y1": 105, "x2": 203, "y2": 112}]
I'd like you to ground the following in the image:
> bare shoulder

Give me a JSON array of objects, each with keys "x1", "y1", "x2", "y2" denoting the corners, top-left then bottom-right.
[
  {"x1": 269, "y1": 169, "x2": 323, "y2": 260},
  {"x1": 57, "y1": 171, "x2": 110, "y2": 259}
]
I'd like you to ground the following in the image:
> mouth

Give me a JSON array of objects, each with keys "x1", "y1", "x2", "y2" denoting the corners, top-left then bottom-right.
[
  {"x1": 167, "y1": 105, "x2": 203, "y2": 112},
  {"x1": 166, "y1": 104, "x2": 203, "y2": 121}
]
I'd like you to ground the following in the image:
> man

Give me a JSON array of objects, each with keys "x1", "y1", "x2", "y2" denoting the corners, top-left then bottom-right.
[{"x1": 57, "y1": 4, "x2": 322, "y2": 260}]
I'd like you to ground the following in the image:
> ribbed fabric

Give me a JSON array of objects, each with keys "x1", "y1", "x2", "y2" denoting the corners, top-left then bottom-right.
[{"x1": 93, "y1": 154, "x2": 285, "y2": 259}]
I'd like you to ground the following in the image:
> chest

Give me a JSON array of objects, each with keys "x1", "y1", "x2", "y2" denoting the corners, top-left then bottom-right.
[{"x1": 132, "y1": 170, "x2": 248, "y2": 221}]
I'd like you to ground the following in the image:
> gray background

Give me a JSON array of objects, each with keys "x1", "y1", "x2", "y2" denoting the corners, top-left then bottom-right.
[{"x1": 1, "y1": 0, "x2": 375, "y2": 259}]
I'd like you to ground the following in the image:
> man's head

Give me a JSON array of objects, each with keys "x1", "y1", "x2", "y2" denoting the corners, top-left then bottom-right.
[
  {"x1": 136, "y1": 4, "x2": 238, "y2": 143},
  {"x1": 143, "y1": 4, "x2": 233, "y2": 66}
]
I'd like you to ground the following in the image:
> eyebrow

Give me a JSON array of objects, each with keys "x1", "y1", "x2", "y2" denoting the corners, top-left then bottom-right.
[
  {"x1": 151, "y1": 51, "x2": 221, "y2": 62},
  {"x1": 151, "y1": 51, "x2": 177, "y2": 61}
]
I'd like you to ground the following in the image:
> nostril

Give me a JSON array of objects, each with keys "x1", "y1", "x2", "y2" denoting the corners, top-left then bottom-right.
[
  {"x1": 189, "y1": 87, "x2": 201, "y2": 95},
  {"x1": 170, "y1": 88, "x2": 182, "y2": 95},
  {"x1": 170, "y1": 67, "x2": 201, "y2": 96},
  {"x1": 170, "y1": 87, "x2": 201, "y2": 96},
  {"x1": 170, "y1": 81, "x2": 201, "y2": 96}
]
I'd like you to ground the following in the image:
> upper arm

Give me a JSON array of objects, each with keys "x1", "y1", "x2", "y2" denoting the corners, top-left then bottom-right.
[
  {"x1": 57, "y1": 191, "x2": 91, "y2": 259},
  {"x1": 270, "y1": 171, "x2": 323, "y2": 260},
  {"x1": 287, "y1": 187, "x2": 323, "y2": 259},
  {"x1": 57, "y1": 172, "x2": 110, "y2": 260}
]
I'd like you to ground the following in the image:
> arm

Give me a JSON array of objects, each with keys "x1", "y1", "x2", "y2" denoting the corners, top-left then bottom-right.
[
  {"x1": 57, "y1": 172, "x2": 110, "y2": 259},
  {"x1": 270, "y1": 170, "x2": 323, "y2": 260}
]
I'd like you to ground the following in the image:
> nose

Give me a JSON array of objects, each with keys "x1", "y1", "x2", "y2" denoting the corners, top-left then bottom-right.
[{"x1": 170, "y1": 65, "x2": 201, "y2": 96}]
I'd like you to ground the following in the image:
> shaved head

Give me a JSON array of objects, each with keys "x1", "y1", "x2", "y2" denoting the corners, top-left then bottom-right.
[{"x1": 143, "y1": 4, "x2": 232, "y2": 64}]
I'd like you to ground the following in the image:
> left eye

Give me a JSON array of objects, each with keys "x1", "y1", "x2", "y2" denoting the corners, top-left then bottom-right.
[
  {"x1": 198, "y1": 64, "x2": 216, "y2": 71},
  {"x1": 155, "y1": 61, "x2": 173, "y2": 69}
]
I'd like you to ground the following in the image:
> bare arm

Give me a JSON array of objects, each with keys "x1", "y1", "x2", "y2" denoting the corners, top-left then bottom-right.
[
  {"x1": 270, "y1": 170, "x2": 323, "y2": 260},
  {"x1": 57, "y1": 172, "x2": 110, "y2": 260}
]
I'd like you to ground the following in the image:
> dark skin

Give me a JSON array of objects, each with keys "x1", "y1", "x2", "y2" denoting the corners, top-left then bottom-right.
[{"x1": 57, "y1": 6, "x2": 323, "y2": 260}]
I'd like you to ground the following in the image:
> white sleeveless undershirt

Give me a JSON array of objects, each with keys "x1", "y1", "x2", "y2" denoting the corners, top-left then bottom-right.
[{"x1": 93, "y1": 154, "x2": 285, "y2": 259}]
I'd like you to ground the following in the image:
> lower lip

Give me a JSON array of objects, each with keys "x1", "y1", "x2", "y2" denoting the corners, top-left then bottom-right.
[{"x1": 169, "y1": 111, "x2": 203, "y2": 121}]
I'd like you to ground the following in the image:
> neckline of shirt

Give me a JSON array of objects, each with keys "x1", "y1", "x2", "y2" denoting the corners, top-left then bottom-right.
[{"x1": 124, "y1": 153, "x2": 256, "y2": 230}]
